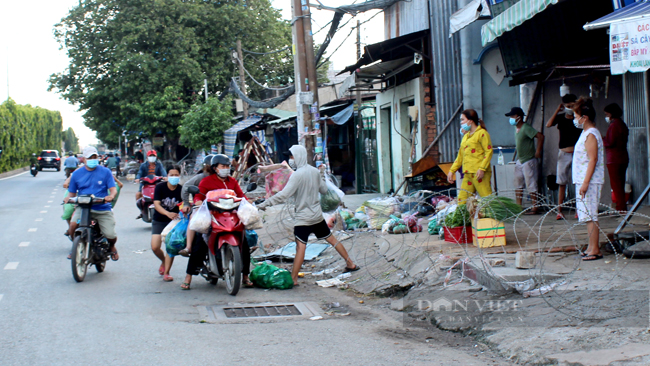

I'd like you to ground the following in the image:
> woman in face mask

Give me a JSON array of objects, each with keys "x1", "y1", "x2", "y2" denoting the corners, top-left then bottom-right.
[
  {"x1": 182, "y1": 154, "x2": 252, "y2": 290},
  {"x1": 447, "y1": 109, "x2": 494, "y2": 203},
  {"x1": 602, "y1": 103, "x2": 629, "y2": 213},
  {"x1": 151, "y1": 166, "x2": 183, "y2": 281},
  {"x1": 571, "y1": 98, "x2": 605, "y2": 261}
]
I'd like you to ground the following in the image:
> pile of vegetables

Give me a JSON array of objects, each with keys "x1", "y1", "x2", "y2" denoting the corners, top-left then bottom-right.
[
  {"x1": 444, "y1": 204, "x2": 471, "y2": 228},
  {"x1": 479, "y1": 196, "x2": 523, "y2": 221}
]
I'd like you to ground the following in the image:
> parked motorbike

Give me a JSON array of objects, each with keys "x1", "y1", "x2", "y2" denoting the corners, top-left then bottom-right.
[
  {"x1": 187, "y1": 183, "x2": 257, "y2": 296},
  {"x1": 136, "y1": 175, "x2": 164, "y2": 223},
  {"x1": 67, "y1": 195, "x2": 112, "y2": 282},
  {"x1": 30, "y1": 163, "x2": 38, "y2": 177}
]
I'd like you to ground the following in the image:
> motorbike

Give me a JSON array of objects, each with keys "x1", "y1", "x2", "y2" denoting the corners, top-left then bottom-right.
[
  {"x1": 136, "y1": 175, "x2": 164, "y2": 223},
  {"x1": 30, "y1": 163, "x2": 38, "y2": 177},
  {"x1": 187, "y1": 183, "x2": 257, "y2": 296},
  {"x1": 68, "y1": 195, "x2": 112, "y2": 282}
]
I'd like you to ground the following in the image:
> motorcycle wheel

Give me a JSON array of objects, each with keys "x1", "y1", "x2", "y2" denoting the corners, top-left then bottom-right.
[
  {"x1": 71, "y1": 236, "x2": 89, "y2": 282},
  {"x1": 223, "y1": 245, "x2": 242, "y2": 296},
  {"x1": 95, "y1": 261, "x2": 106, "y2": 273}
]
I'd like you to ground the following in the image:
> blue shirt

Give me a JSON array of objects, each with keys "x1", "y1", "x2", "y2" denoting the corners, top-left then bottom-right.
[
  {"x1": 68, "y1": 166, "x2": 116, "y2": 211},
  {"x1": 63, "y1": 156, "x2": 79, "y2": 168}
]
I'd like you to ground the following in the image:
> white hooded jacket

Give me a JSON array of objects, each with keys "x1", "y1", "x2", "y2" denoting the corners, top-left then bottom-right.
[{"x1": 259, "y1": 145, "x2": 328, "y2": 226}]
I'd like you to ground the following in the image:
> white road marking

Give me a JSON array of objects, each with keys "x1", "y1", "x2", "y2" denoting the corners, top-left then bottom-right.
[
  {"x1": 40, "y1": 211, "x2": 47, "y2": 213},
  {"x1": 47, "y1": 201, "x2": 53, "y2": 203},
  {"x1": 28, "y1": 228, "x2": 37, "y2": 232},
  {"x1": 0, "y1": 171, "x2": 28, "y2": 181},
  {"x1": 49, "y1": 196, "x2": 54, "y2": 199},
  {"x1": 4, "y1": 262, "x2": 19, "y2": 270},
  {"x1": 35, "y1": 218, "x2": 43, "y2": 222},
  {"x1": 44, "y1": 206, "x2": 50, "y2": 208},
  {"x1": 19, "y1": 242, "x2": 30, "y2": 247}
]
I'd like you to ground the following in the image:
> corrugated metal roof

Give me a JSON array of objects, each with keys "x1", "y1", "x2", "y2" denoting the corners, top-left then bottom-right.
[
  {"x1": 254, "y1": 108, "x2": 295, "y2": 119},
  {"x1": 384, "y1": 0, "x2": 430, "y2": 39},
  {"x1": 584, "y1": 0, "x2": 650, "y2": 30}
]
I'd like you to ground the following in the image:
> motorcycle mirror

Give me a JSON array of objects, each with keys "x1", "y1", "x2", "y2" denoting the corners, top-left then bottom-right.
[
  {"x1": 187, "y1": 186, "x2": 200, "y2": 195},
  {"x1": 246, "y1": 182, "x2": 257, "y2": 193}
]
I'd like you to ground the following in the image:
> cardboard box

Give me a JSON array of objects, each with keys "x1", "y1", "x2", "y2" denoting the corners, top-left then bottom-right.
[{"x1": 472, "y1": 218, "x2": 506, "y2": 248}]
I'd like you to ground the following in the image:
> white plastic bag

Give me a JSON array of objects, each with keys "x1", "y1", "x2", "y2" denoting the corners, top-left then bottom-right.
[
  {"x1": 189, "y1": 201, "x2": 211, "y2": 234},
  {"x1": 237, "y1": 199, "x2": 263, "y2": 229},
  {"x1": 325, "y1": 176, "x2": 345, "y2": 200},
  {"x1": 161, "y1": 219, "x2": 180, "y2": 242}
]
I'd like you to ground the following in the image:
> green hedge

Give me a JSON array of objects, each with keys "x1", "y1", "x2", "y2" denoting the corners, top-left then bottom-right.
[{"x1": 0, "y1": 99, "x2": 63, "y2": 173}]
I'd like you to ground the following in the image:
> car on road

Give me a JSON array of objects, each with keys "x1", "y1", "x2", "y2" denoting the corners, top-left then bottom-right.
[{"x1": 38, "y1": 150, "x2": 61, "y2": 171}]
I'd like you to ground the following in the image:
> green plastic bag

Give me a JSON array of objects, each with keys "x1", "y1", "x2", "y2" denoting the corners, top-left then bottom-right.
[
  {"x1": 428, "y1": 219, "x2": 441, "y2": 235},
  {"x1": 250, "y1": 263, "x2": 294, "y2": 289}
]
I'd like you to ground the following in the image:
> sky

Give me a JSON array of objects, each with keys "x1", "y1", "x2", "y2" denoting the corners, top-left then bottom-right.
[{"x1": 0, "y1": 0, "x2": 383, "y2": 148}]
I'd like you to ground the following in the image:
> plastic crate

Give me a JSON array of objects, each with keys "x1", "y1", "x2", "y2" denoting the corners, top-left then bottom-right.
[{"x1": 444, "y1": 226, "x2": 473, "y2": 244}]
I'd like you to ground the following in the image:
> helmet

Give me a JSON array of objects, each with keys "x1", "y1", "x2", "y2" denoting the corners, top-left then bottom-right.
[
  {"x1": 203, "y1": 154, "x2": 215, "y2": 166},
  {"x1": 211, "y1": 154, "x2": 231, "y2": 167}
]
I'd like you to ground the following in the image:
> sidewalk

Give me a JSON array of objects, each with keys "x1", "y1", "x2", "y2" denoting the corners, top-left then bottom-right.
[{"x1": 0, "y1": 166, "x2": 29, "y2": 180}]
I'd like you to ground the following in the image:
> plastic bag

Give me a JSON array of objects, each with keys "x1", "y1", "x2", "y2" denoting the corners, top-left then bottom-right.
[
  {"x1": 189, "y1": 201, "x2": 211, "y2": 234},
  {"x1": 165, "y1": 214, "x2": 189, "y2": 257},
  {"x1": 245, "y1": 230, "x2": 258, "y2": 250},
  {"x1": 363, "y1": 197, "x2": 400, "y2": 229},
  {"x1": 237, "y1": 199, "x2": 263, "y2": 229},
  {"x1": 325, "y1": 176, "x2": 345, "y2": 200},
  {"x1": 250, "y1": 263, "x2": 294, "y2": 289},
  {"x1": 161, "y1": 219, "x2": 180, "y2": 243},
  {"x1": 264, "y1": 167, "x2": 293, "y2": 198}
]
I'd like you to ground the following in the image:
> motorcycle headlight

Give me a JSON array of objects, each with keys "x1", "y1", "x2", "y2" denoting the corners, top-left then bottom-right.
[{"x1": 77, "y1": 196, "x2": 92, "y2": 205}]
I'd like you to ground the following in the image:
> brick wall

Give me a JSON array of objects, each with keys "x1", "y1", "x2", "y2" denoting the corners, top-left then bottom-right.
[{"x1": 422, "y1": 74, "x2": 439, "y2": 162}]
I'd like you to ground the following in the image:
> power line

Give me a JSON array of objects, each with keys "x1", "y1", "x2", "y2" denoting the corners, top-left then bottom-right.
[
  {"x1": 317, "y1": 10, "x2": 382, "y2": 69},
  {"x1": 234, "y1": 52, "x2": 293, "y2": 91},
  {"x1": 241, "y1": 45, "x2": 291, "y2": 56}
]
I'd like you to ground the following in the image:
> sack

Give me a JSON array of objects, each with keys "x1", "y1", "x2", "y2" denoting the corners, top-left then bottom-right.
[
  {"x1": 189, "y1": 201, "x2": 211, "y2": 234},
  {"x1": 161, "y1": 219, "x2": 180, "y2": 243},
  {"x1": 237, "y1": 199, "x2": 263, "y2": 229},
  {"x1": 250, "y1": 262, "x2": 294, "y2": 289},
  {"x1": 165, "y1": 214, "x2": 189, "y2": 256}
]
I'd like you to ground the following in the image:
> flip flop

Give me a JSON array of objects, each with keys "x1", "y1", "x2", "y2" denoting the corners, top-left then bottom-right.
[
  {"x1": 344, "y1": 265, "x2": 361, "y2": 273},
  {"x1": 243, "y1": 279, "x2": 254, "y2": 288},
  {"x1": 582, "y1": 254, "x2": 603, "y2": 261},
  {"x1": 158, "y1": 264, "x2": 165, "y2": 275},
  {"x1": 163, "y1": 275, "x2": 174, "y2": 282},
  {"x1": 181, "y1": 282, "x2": 191, "y2": 290},
  {"x1": 110, "y1": 249, "x2": 119, "y2": 261},
  {"x1": 556, "y1": 213, "x2": 564, "y2": 220}
]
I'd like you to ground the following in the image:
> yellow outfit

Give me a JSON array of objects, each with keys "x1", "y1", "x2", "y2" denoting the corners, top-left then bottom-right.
[{"x1": 450, "y1": 126, "x2": 494, "y2": 202}]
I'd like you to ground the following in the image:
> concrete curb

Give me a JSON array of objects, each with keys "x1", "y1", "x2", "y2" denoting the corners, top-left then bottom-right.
[{"x1": 0, "y1": 166, "x2": 29, "y2": 179}]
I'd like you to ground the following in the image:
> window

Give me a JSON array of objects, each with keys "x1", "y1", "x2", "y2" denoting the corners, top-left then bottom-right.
[{"x1": 40, "y1": 151, "x2": 58, "y2": 158}]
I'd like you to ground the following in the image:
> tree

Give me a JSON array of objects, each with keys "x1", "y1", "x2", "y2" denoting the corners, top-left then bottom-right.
[
  {"x1": 63, "y1": 127, "x2": 79, "y2": 153},
  {"x1": 49, "y1": 0, "x2": 292, "y2": 155},
  {"x1": 178, "y1": 97, "x2": 233, "y2": 152}
]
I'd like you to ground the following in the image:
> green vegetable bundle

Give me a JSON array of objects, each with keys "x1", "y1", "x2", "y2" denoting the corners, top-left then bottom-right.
[
  {"x1": 444, "y1": 204, "x2": 471, "y2": 228},
  {"x1": 479, "y1": 196, "x2": 523, "y2": 221}
]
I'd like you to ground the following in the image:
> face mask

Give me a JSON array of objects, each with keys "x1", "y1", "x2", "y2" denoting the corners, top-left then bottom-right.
[
  {"x1": 168, "y1": 177, "x2": 180, "y2": 186},
  {"x1": 605, "y1": 116, "x2": 611, "y2": 124},
  {"x1": 148, "y1": 156, "x2": 156, "y2": 163},
  {"x1": 509, "y1": 118, "x2": 518, "y2": 126},
  {"x1": 217, "y1": 168, "x2": 230, "y2": 178},
  {"x1": 288, "y1": 158, "x2": 296, "y2": 169},
  {"x1": 459, "y1": 127, "x2": 466, "y2": 136},
  {"x1": 86, "y1": 159, "x2": 99, "y2": 169},
  {"x1": 461, "y1": 123, "x2": 471, "y2": 132},
  {"x1": 573, "y1": 116, "x2": 584, "y2": 129}
]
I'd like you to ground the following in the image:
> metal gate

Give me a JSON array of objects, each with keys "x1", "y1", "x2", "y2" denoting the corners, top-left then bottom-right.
[{"x1": 623, "y1": 72, "x2": 649, "y2": 203}]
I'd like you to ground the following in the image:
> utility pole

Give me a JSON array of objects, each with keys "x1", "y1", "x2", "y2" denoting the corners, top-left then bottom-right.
[
  {"x1": 291, "y1": 0, "x2": 315, "y2": 163},
  {"x1": 236, "y1": 39, "x2": 249, "y2": 118}
]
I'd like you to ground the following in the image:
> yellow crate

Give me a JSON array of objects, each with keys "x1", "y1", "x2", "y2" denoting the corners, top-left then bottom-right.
[{"x1": 472, "y1": 218, "x2": 506, "y2": 248}]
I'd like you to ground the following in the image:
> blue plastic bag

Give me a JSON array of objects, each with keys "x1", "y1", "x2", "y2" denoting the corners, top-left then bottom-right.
[
  {"x1": 165, "y1": 213, "x2": 189, "y2": 257},
  {"x1": 245, "y1": 230, "x2": 258, "y2": 250}
]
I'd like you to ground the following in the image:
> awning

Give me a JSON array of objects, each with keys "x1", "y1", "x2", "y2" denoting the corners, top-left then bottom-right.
[
  {"x1": 481, "y1": 0, "x2": 559, "y2": 46},
  {"x1": 329, "y1": 104, "x2": 354, "y2": 125},
  {"x1": 449, "y1": 0, "x2": 491, "y2": 36},
  {"x1": 584, "y1": 0, "x2": 650, "y2": 31},
  {"x1": 224, "y1": 115, "x2": 263, "y2": 157},
  {"x1": 267, "y1": 115, "x2": 297, "y2": 130},
  {"x1": 338, "y1": 57, "x2": 414, "y2": 96}
]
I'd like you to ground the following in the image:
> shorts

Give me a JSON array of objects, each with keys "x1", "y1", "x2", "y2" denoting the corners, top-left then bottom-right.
[
  {"x1": 72, "y1": 209, "x2": 117, "y2": 240},
  {"x1": 152, "y1": 220, "x2": 168, "y2": 235},
  {"x1": 62, "y1": 204, "x2": 75, "y2": 221},
  {"x1": 515, "y1": 159, "x2": 538, "y2": 193},
  {"x1": 576, "y1": 183, "x2": 602, "y2": 223},
  {"x1": 556, "y1": 151, "x2": 573, "y2": 185},
  {"x1": 294, "y1": 220, "x2": 332, "y2": 244}
]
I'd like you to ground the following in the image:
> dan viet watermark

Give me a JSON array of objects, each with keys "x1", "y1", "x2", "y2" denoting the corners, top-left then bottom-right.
[{"x1": 404, "y1": 291, "x2": 649, "y2": 328}]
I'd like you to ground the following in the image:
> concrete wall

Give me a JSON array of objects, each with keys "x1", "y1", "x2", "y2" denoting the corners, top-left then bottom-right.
[{"x1": 376, "y1": 77, "x2": 426, "y2": 193}]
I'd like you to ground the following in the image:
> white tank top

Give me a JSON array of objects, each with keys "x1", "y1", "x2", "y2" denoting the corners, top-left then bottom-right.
[{"x1": 572, "y1": 127, "x2": 605, "y2": 185}]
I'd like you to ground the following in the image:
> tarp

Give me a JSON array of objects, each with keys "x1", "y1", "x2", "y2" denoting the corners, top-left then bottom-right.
[
  {"x1": 481, "y1": 0, "x2": 559, "y2": 46},
  {"x1": 449, "y1": 0, "x2": 491, "y2": 36},
  {"x1": 253, "y1": 242, "x2": 329, "y2": 261},
  {"x1": 329, "y1": 104, "x2": 354, "y2": 125},
  {"x1": 584, "y1": 0, "x2": 650, "y2": 31},
  {"x1": 224, "y1": 115, "x2": 263, "y2": 158}
]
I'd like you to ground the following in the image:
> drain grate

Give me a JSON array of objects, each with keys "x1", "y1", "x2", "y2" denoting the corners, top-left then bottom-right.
[{"x1": 223, "y1": 305, "x2": 302, "y2": 318}]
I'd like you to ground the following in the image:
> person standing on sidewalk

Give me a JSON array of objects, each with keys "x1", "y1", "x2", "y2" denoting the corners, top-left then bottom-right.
[
  {"x1": 546, "y1": 94, "x2": 582, "y2": 219},
  {"x1": 572, "y1": 98, "x2": 605, "y2": 261},
  {"x1": 257, "y1": 145, "x2": 359, "y2": 286},
  {"x1": 447, "y1": 109, "x2": 494, "y2": 202},
  {"x1": 602, "y1": 103, "x2": 629, "y2": 213},
  {"x1": 507, "y1": 107, "x2": 545, "y2": 214}
]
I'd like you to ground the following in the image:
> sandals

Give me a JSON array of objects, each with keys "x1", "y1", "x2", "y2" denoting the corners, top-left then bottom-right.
[
  {"x1": 110, "y1": 249, "x2": 119, "y2": 261},
  {"x1": 243, "y1": 279, "x2": 254, "y2": 288},
  {"x1": 180, "y1": 282, "x2": 191, "y2": 290},
  {"x1": 344, "y1": 265, "x2": 361, "y2": 273},
  {"x1": 158, "y1": 264, "x2": 165, "y2": 275},
  {"x1": 163, "y1": 275, "x2": 174, "y2": 282},
  {"x1": 582, "y1": 254, "x2": 603, "y2": 261}
]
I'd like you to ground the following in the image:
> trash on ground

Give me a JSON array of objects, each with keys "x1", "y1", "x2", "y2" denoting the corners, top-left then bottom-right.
[
  {"x1": 316, "y1": 278, "x2": 346, "y2": 287},
  {"x1": 249, "y1": 262, "x2": 294, "y2": 289},
  {"x1": 253, "y1": 242, "x2": 329, "y2": 261}
]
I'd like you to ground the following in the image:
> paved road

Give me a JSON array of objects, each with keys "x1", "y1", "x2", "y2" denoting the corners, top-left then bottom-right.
[{"x1": 0, "y1": 169, "x2": 508, "y2": 365}]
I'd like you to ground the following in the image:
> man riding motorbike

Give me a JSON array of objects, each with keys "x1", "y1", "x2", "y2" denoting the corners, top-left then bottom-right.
[
  {"x1": 64, "y1": 146, "x2": 119, "y2": 261},
  {"x1": 135, "y1": 150, "x2": 167, "y2": 216},
  {"x1": 64, "y1": 152, "x2": 79, "y2": 177},
  {"x1": 106, "y1": 153, "x2": 120, "y2": 175}
]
